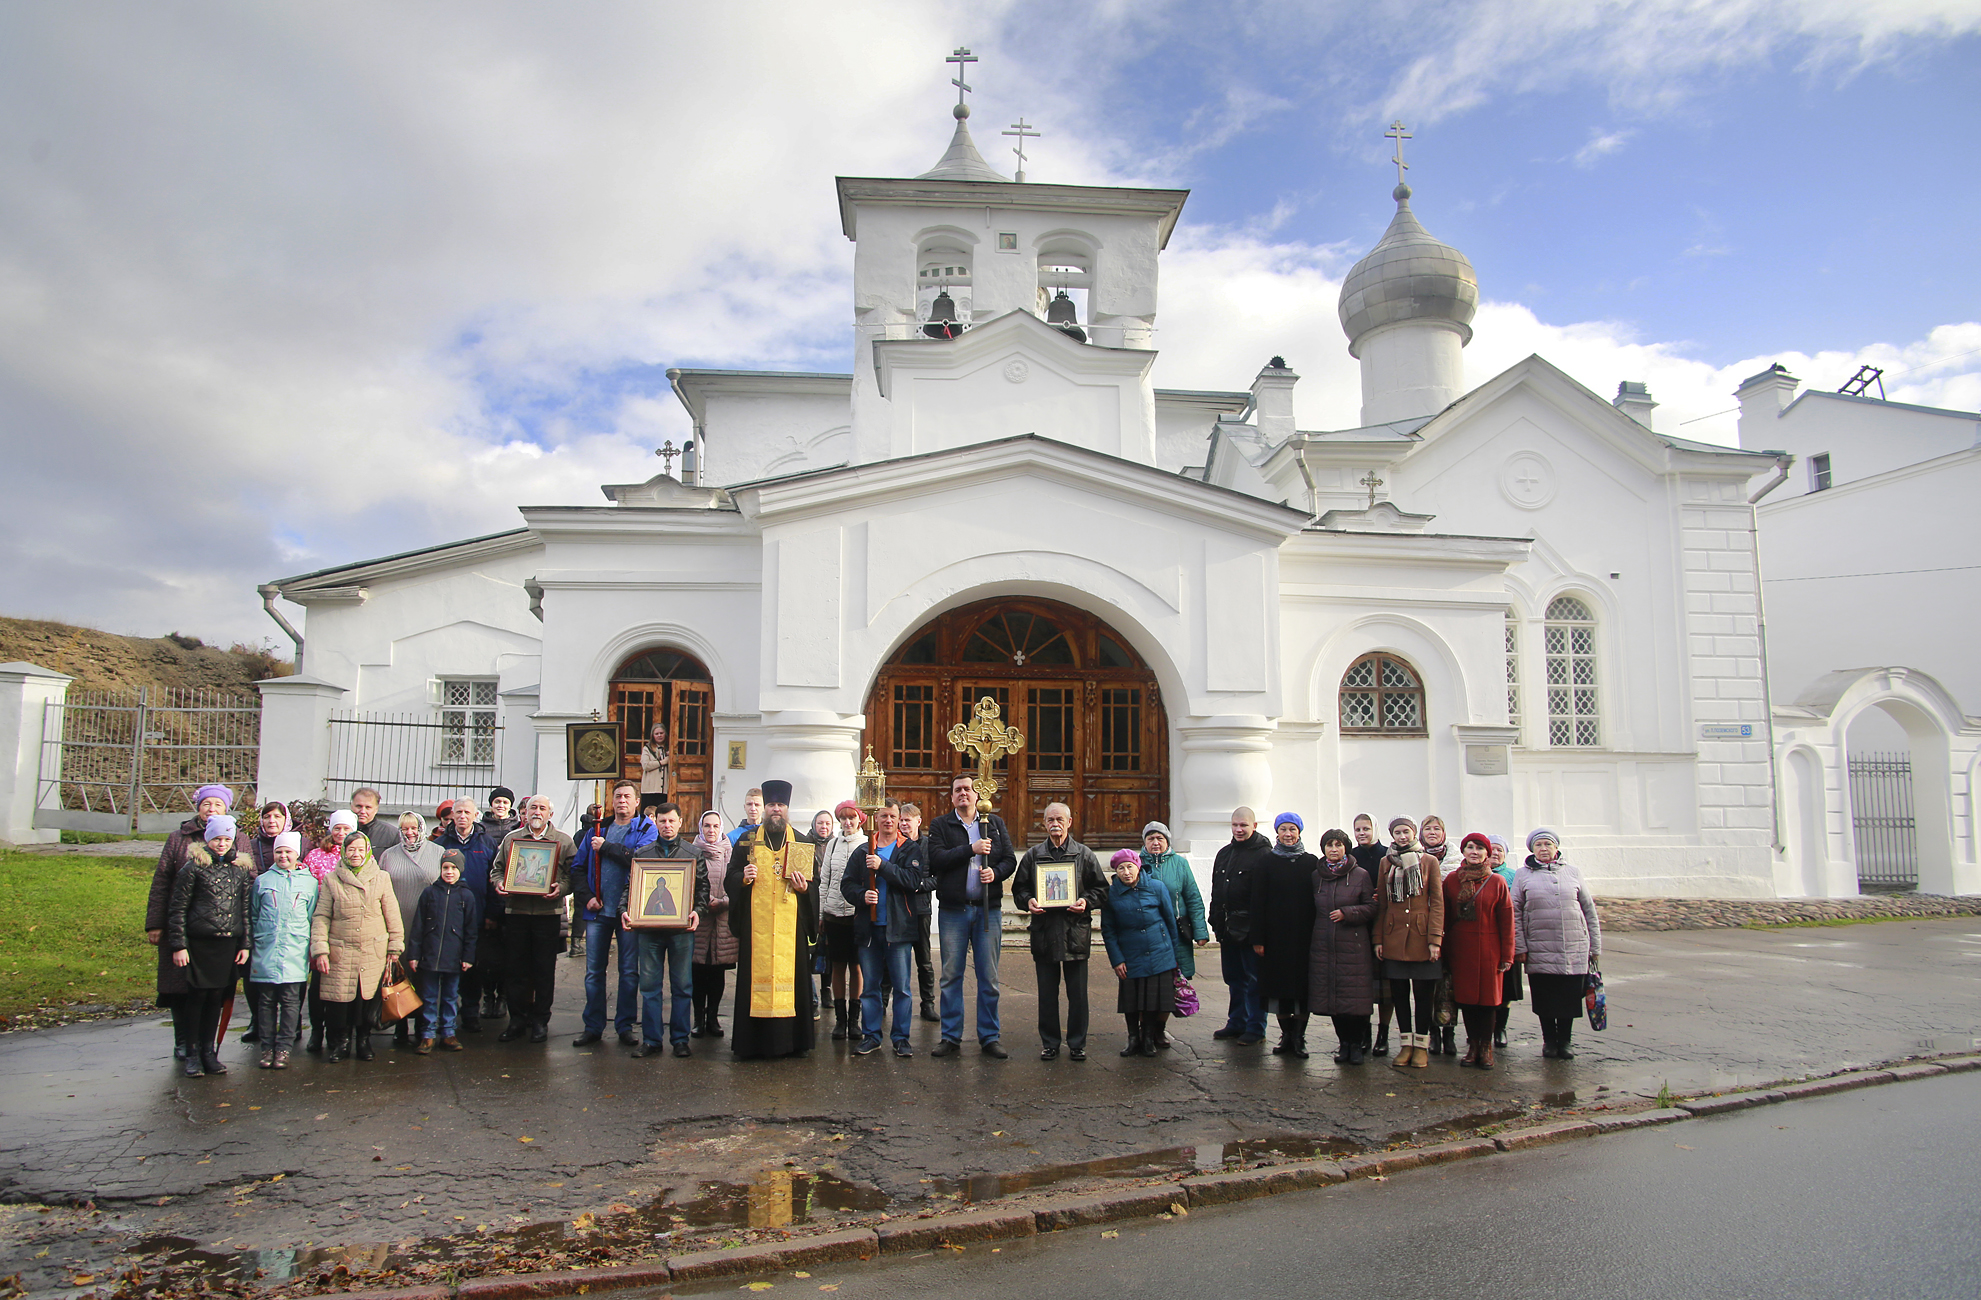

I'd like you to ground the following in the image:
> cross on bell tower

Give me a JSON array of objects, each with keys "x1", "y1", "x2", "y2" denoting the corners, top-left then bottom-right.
[
  {"x1": 1385, "y1": 120, "x2": 1412, "y2": 188},
  {"x1": 946, "y1": 47, "x2": 978, "y2": 114},
  {"x1": 1003, "y1": 117, "x2": 1039, "y2": 182}
]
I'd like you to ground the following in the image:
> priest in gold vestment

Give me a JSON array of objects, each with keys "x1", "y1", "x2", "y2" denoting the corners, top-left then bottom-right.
[{"x1": 723, "y1": 780, "x2": 818, "y2": 1058}]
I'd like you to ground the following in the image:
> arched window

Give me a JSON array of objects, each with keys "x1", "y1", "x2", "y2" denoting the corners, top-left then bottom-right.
[
  {"x1": 1339, "y1": 653, "x2": 1425, "y2": 735},
  {"x1": 1544, "y1": 596, "x2": 1600, "y2": 747}
]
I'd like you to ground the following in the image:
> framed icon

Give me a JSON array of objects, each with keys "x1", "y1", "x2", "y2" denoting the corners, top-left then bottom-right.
[
  {"x1": 566, "y1": 720, "x2": 623, "y2": 781},
  {"x1": 727, "y1": 740, "x2": 747, "y2": 771},
  {"x1": 628, "y1": 858, "x2": 695, "y2": 928},
  {"x1": 1035, "y1": 861, "x2": 1076, "y2": 908},
  {"x1": 502, "y1": 839, "x2": 559, "y2": 896}
]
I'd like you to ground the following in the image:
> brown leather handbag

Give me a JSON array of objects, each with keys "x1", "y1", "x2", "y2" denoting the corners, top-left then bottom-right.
[{"x1": 378, "y1": 960, "x2": 423, "y2": 1026}]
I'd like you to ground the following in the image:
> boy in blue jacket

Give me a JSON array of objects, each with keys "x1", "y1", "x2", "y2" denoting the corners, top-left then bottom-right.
[{"x1": 407, "y1": 848, "x2": 482, "y2": 1053}]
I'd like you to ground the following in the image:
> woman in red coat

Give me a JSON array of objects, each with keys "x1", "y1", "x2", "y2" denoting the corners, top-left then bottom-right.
[{"x1": 1441, "y1": 832, "x2": 1514, "y2": 1069}]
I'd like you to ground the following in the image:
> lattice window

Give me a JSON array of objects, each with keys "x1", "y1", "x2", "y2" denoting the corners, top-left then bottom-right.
[
  {"x1": 891, "y1": 683, "x2": 936, "y2": 769},
  {"x1": 963, "y1": 612, "x2": 1076, "y2": 666},
  {"x1": 1544, "y1": 596, "x2": 1601, "y2": 747},
  {"x1": 1026, "y1": 688, "x2": 1075, "y2": 771},
  {"x1": 1099, "y1": 688, "x2": 1143, "y2": 771},
  {"x1": 439, "y1": 679, "x2": 497, "y2": 765},
  {"x1": 1505, "y1": 612, "x2": 1522, "y2": 735},
  {"x1": 1338, "y1": 653, "x2": 1425, "y2": 735}
]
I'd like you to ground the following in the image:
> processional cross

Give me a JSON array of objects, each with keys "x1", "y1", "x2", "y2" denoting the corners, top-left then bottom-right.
[
  {"x1": 947, "y1": 695, "x2": 1025, "y2": 813},
  {"x1": 1385, "y1": 120, "x2": 1411, "y2": 186}
]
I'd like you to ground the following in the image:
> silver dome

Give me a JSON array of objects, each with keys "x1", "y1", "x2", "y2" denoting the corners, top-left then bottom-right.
[{"x1": 1337, "y1": 184, "x2": 1478, "y2": 355}]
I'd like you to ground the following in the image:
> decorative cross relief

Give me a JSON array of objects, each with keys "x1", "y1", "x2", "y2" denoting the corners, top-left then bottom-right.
[
  {"x1": 947, "y1": 695, "x2": 1025, "y2": 813},
  {"x1": 656, "y1": 440, "x2": 679, "y2": 477},
  {"x1": 1359, "y1": 469, "x2": 1385, "y2": 509}
]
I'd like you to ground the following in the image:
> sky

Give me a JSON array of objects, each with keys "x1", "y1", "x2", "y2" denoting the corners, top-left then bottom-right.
[{"x1": 1, "y1": 0, "x2": 1977, "y2": 648}]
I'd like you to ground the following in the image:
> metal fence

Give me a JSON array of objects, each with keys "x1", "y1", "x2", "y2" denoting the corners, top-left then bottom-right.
[
  {"x1": 325, "y1": 710, "x2": 503, "y2": 811},
  {"x1": 1849, "y1": 751, "x2": 1917, "y2": 890},
  {"x1": 34, "y1": 687, "x2": 261, "y2": 834}
]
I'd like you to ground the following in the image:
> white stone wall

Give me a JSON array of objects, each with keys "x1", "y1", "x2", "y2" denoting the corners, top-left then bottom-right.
[{"x1": 1680, "y1": 478, "x2": 1774, "y2": 850}]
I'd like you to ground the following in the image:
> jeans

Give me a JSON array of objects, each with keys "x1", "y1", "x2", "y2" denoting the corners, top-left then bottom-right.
[
  {"x1": 937, "y1": 904, "x2": 1001, "y2": 1044},
  {"x1": 1219, "y1": 942, "x2": 1266, "y2": 1037},
  {"x1": 582, "y1": 911, "x2": 640, "y2": 1035},
  {"x1": 637, "y1": 929, "x2": 695, "y2": 1045},
  {"x1": 416, "y1": 971, "x2": 461, "y2": 1039},
  {"x1": 1035, "y1": 958, "x2": 1090, "y2": 1052},
  {"x1": 856, "y1": 934, "x2": 915, "y2": 1045},
  {"x1": 253, "y1": 981, "x2": 305, "y2": 1049}
]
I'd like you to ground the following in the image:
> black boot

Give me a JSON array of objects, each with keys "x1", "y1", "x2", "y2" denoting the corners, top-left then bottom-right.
[
  {"x1": 1331, "y1": 1026, "x2": 1351, "y2": 1065},
  {"x1": 1556, "y1": 1021, "x2": 1576, "y2": 1060},
  {"x1": 171, "y1": 1004, "x2": 193, "y2": 1060},
  {"x1": 1119, "y1": 1014, "x2": 1143, "y2": 1057},
  {"x1": 354, "y1": 1030, "x2": 375, "y2": 1061},
  {"x1": 1348, "y1": 1018, "x2": 1369, "y2": 1065},
  {"x1": 1139, "y1": 1013, "x2": 1165, "y2": 1057},
  {"x1": 1288, "y1": 1014, "x2": 1310, "y2": 1059},
  {"x1": 1441, "y1": 1024, "x2": 1458, "y2": 1056},
  {"x1": 324, "y1": 1030, "x2": 347, "y2": 1063},
  {"x1": 1539, "y1": 1020, "x2": 1558, "y2": 1058},
  {"x1": 306, "y1": 1022, "x2": 324, "y2": 1053},
  {"x1": 831, "y1": 997, "x2": 850, "y2": 1041},
  {"x1": 1494, "y1": 1005, "x2": 1510, "y2": 1049},
  {"x1": 1371, "y1": 1018, "x2": 1390, "y2": 1058}
]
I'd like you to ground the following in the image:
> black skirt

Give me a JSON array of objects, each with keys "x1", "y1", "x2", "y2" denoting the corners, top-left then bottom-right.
[
  {"x1": 183, "y1": 937, "x2": 242, "y2": 992},
  {"x1": 1528, "y1": 972, "x2": 1584, "y2": 1020},
  {"x1": 1117, "y1": 971, "x2": 1176, "y2": 1014}
]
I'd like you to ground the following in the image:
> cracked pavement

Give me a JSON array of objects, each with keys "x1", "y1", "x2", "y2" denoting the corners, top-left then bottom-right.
[{"x1": 0, "y1": 920, "x2": 1976, "y2": 1286}]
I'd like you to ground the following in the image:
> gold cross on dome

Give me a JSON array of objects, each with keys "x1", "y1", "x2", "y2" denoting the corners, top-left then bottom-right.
[
  {"x1": 656, "y1": 440, "x2": 679, "y2": 476},
  {"x1": 1359, "y1": 469, "x2": 1385, "y2": 509},
  {"x1": 947, "y1": 695, "x2": 1025, "y2": 812},
  {"x1": 1385, "y1": 120, "x2": 1411, "y2": 185}
]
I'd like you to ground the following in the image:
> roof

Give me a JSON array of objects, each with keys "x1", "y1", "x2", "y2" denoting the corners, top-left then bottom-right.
[
  {"x1": 916, "y1": 111, "x2": 1009, "y2": 183},
  {"x1": 1782, "y1": 388, "x2": 1981, "y2": 423},
  {"x1": 835, "y1": 177, "x2": 1191, "y2": 248},
  {"x1": 1338, "y1": 185, "x2": 1478, "y2": 353},
  {"x1": 267, "y1": 528, "x2": 538, "y2": 592}
]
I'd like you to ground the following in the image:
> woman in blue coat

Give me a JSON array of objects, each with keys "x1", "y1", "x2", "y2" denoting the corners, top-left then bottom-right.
[{"x1": 1101, "y1": 848, "x2": 1178, "y2": 1058}]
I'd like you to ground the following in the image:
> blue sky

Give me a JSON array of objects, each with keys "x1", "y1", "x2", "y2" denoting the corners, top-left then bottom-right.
[{"x1": 0, "y1": 1, "x2": 1975, "y2": 643}]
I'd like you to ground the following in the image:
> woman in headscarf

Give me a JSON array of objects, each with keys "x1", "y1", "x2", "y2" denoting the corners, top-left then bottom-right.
[
  {"x1": 1309, "y1": 827, "x2": 1378, "y2": 1065},
  {"x1": 1375, "y1": 816, "x2": 1444, "y2": 1070},
  {"x1": 690, "y1": 810, "x2": 740, "y2": 1038},
  {"x1": 380, "y1": 811, "x2": 442, "y2": 1049},
  {"x1": 165, "y1": 814, "x2": 255, "y2": 1076},
  {"x1": 1247, "y1": 813, "x2": 1319, "y2": 1059},
  {"x1": 1138, "y1": 822, "x2": 1206, "y2": 1048},
  {"x1": 309, "y1": 832, "x2": 405, "y2": 1063},
  {"x1": 1511, "y1": 828, "x2": 1602, "y2": 1060},
  {"x1": 1442, "y1": 833, "x2": 1514, "y2": 1068},
  {"x1": 1417, "y1": 814, "x2": 1458, "y2": 1055},
  {"x1": 146, "y1": 784, "x2": 233, "y2": 1062},
  {"x1": 1100, "y1": 848, "x2": 1177, "y2": 1058},
  {"x1": 1488, "y1": 836, "x2": 1522, "y2": 1049}
]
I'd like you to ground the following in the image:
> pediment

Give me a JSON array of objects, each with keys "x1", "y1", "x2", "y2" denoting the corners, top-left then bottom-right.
[
  {"x1": 599, "y1": 473, "x2": 737, "y2": 508},
  {"x1": 869, "y1": 309, "x2": 1155, "y2": 400}
]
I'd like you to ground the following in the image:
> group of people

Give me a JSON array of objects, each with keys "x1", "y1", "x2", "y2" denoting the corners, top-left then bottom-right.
[
  {"x1": 146, "y1": 778, "x2": 1599, "y2": 1075},
  {"x1": 1211, "y1": 810, "x2": 1602, "y2": 1069}
]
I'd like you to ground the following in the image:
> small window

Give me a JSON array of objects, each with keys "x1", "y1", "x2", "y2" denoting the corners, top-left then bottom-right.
[
  {"x1": 1810, "y1": 453, "x2": 1832, "y2": 492},
  {"x1": 963, "y1": 611, "x2": 1075, "y2": 666},
  {"x1": 891, "y1": 683, "x2": 936, "y2": 769},
  {"x1": 1544, "y1": 596, "x2": 1600, "y2": 747},
  {"x1": 1505, "y1": 612, "x2": 1522, "y2": 736},
  {"x1": 438, "y1": 679, "x2": 497, "y2": 765},
  {"x1": 1338, "y1": 653, "x2": 1425, "y2": 735},
  {"x1": 1099, "y1": 688, "x2": 1143, "y2": 771}
]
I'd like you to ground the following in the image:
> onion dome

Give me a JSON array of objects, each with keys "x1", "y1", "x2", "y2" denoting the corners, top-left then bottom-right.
[{"x1": 1337, "y1": 183, "x2": 1477, "y2": 356}]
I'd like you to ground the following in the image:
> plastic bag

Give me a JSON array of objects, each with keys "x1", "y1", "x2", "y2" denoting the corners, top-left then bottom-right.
[
  {"x1": 1172, "y1": 974, "x2": 1199, "y2": 1018},
  {"x1": 1584, "y1": 967, "x2": 1606, "y2": 1031}
]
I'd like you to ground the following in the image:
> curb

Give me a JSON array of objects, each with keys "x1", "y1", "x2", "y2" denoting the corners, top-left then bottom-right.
[{"x1": 285, "y1": 1052, "x2": 1981, "y2": 1300}]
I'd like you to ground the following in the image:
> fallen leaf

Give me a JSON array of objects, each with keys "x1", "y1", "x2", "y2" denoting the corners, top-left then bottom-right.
[
  {"x1": 991, "y1": 1131, "x2": 1004, "y2": 1136},
  {"x1": 1169, "y1": 1203, "x2": 1188, "y2": 1216},
  {"x1": 745, "y1": 1284, "x2": 774, "y2": 1292},
  {"x1": 247, "y1": 1106, "x2": 261, "y2": 1111},
  {"x1": 793, "y1": 1271, "x2": 811, "y2": 1278},
  {"x1": 72, "y1": 1276, "x2": 94, "y2": 1286},
  {"x1": 217, "y1": 1103, "x2": 231, "y2": 1108},
  {"x1": 819, "y1": 1287, "x2": 839, "y2": 1293},
  {"x1": 1100, "y1": 1230, "x2": 1119, "y2": 1239},
  {"x1": 32, "y1": 1249, "x2": 46, "y2": 1259},
  {"x1": 1676, "y1": 1144, "x2": 1694, "y2": 1150},
  {"x1": 314, "y1": 1114, "x2": 329, "y2": 1121},
  {"x1": 519, "y1": 1136, "x2": 534, "y2": 1143}
]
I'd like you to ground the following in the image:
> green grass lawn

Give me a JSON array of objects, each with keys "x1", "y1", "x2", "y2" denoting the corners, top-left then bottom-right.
[{"x1": 0, "y1": 849, "x2": 158, "y2": 1017}]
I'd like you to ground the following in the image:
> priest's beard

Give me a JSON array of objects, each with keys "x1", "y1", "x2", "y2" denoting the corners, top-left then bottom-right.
[{"x1": 762, "y1": 813, "x2": 788, "y2": 849}]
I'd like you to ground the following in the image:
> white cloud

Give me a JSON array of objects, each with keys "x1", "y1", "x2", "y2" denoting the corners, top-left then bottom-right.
[{"x1": 1572, "y1": 130, "x2": 1632, "y2": 167}]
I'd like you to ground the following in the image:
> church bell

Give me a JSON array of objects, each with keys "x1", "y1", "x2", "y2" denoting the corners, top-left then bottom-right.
[
  {"x1": 922, "y1": 288, "x2": 960, "y2": 339},
  {"x1": 1047, "y1": 289, "x2": 1086, "y2": 343}
]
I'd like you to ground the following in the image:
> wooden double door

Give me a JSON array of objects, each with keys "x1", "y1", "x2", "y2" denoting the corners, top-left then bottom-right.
[
  {"x1": 862, "y1": 599, "x2": 1168, "y2": 851},
  {"x1": 607, "y1": 648, "x2": 713, "y2": 818}
]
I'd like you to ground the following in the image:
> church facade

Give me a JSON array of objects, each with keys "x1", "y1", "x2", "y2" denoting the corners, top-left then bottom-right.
[{"x1": 256, "y1": 103, "x2": 1795, "y2": 899}]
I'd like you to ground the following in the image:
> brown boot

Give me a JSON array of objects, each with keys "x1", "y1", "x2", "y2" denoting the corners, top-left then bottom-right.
[
  {"x1": 1458, "y1": 1038, "x2": 1479, "y2": 1068},
  {"x1": 1477, "y1": 1041, "x2": 1495, "y2": 1070},
  {"x1": 1409, "y1": 1033, "x2": 1430, "y2": 1068},
  {"x1": 1390, "y1": 1032, "x2": 1415, "y2": 1068}
]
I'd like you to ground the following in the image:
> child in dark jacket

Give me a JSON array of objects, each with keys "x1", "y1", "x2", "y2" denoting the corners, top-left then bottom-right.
[{"x1": 406, "y1": 849, "x2": 482, "y2": 1052}]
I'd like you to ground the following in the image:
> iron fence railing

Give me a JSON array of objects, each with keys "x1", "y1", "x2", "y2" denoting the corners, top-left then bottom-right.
[
  {"x1": 34, "y1": 687, "x2": 261, "y2": 834},
  {"x1": 1849, "y1": 751, "x2": 1917, "y2": 890},
  {"x1": 325, "y1": 710, "x2": 502, "y2": 812}
]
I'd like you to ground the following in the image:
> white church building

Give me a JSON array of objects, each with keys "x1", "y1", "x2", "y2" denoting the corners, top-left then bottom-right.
[{"x1": 237, "y1": 90, "x2": 1978, "y2": 901}]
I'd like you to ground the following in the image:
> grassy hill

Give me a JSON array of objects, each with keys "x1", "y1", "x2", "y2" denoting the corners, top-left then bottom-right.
[{"x1": 0, "y1": 616, "x2": 292, "y2": 695}]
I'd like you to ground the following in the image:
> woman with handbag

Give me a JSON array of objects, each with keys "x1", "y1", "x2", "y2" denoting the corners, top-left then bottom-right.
[
  {"x1": 1100, "y1": 849, "x2": 1178, "y2": 1058},
  {"x1": 1248, "y1": 813, "x2": 1319, "y2": 1059},
  {"x1": 310, "y1": 832, "x2": 406, "y2": 1063},
  {"x1": 1441, "y1": 833, "x2": 1514, "y2": 1068},
  {"x1": 1375, "y1": 817, "x2": 1444, "y2": 1069},
  {"x1": 1511, "y1": 828, "x2": 1602, "y2": 1060},
  {"x1": 1138, "y1": 822, "x2": 1205, "y2": 1049}
]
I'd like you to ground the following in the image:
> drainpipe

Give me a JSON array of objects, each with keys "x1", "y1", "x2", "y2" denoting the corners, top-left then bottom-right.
[
  {"x1": 258, "y1": 584, "x2": 304, "y2": 672},
  {"x1": 1748, "y1": 452, "x2": 1794, "y2": 504},
  {"x1": 1292, "y1": 444, "x2": 1320, "y2": 519},
  {"x1": 1745, "y1": 503, "x2": 1783, "y2": 857}
]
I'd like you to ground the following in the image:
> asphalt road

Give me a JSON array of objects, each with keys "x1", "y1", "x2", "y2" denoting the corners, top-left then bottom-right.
[
  {"x1": 0, "y1": 919, "x2": 1976, "y2": 1268},
  {"x1": 796, "y1": 1070, "x2": 1981, "y2": 1300}
]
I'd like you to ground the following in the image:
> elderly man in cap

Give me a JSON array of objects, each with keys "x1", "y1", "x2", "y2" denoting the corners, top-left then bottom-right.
[{"x1": 722, "y1": 779, "x2": 818, "y2": 1059}]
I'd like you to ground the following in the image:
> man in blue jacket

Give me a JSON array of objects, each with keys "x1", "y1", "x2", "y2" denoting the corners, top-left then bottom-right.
[
  {"x1": 927, "y1": 773, "x2": 1018, "y2": 1058},
  {"x1": 841, "y1": 800, "x2": 932, "y2": 1058},
  {"x1": 572, "y1": 780, "x2": 657, "y2": 1046}
]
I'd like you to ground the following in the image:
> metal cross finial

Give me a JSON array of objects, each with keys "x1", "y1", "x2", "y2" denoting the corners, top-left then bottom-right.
[
  {"x1": 947, "y1": 695, "x2": 1025, "y2": 813},
  {"x1": 1385, "y1": 120, "x2": 1412, "y2": 186},
  {"x1": 947, "y1": 47, "x2": 978, "y2": 109},
  {"x1": 1003, "y1": 117, "x2": 1039, "y2": 182},
  {"x1": 656, "y1": 439, "x2": 679, "y2": 477},
  {"x1": 1359, "y1": 469, "x2": 1385, "y2": 509}
]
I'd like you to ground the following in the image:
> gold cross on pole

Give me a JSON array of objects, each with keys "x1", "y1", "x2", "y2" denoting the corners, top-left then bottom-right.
[{"x1": 947, "y1": 695, "x2": 1025, "y2": 812}]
